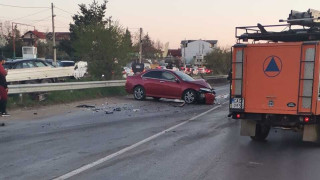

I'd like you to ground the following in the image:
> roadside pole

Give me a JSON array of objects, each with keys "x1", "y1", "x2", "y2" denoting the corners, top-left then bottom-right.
[
  {"x1": 139, "y1": 28, "x2": 142, "y2": 63},
  {"x1": 12, "y1": 22, "x2": 15, "y2": 59},
  {"x1": 51, "y1": 3, "x2": 57, "y2": 66}
]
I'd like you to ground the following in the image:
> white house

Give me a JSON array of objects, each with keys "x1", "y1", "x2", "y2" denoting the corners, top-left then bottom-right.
[{"x1": 181, "y1": 40, "x2": 218, "y2": 65}]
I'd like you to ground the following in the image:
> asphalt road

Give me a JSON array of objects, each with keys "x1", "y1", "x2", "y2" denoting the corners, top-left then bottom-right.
[{"x1": 1, "y1": 84, "x2": 320, "y2": 180}]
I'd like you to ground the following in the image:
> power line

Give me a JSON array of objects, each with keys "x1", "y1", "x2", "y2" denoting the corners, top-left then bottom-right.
[
  {"x1": 32, "y1": 16, "x2": 52, "y2": 24},
  {"x1": 0, "y1": 3, "x2": 49, "y2": 9},
  {"x1": 55, "y1": 6, "x2": 73, "y2": 15},
  {"x1": 10, "y1": 9, "x2": 49, "y2": 21},
  {"x1": 56, "y1": 14, "x2": 72, "y2": 19}
]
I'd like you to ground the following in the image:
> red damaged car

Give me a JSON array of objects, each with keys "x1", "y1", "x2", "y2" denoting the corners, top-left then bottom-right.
[{"x1": 125, "y1": 69, "x2": 215, "y2": 104}]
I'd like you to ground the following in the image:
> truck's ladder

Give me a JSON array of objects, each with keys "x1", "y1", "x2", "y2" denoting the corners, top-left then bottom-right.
[
  {"x1": 231, "y1": 47, "x2": 245, "y2": 111},
  {"x1": 297, "y1": 43, "x2": 317, "y2": 114}
]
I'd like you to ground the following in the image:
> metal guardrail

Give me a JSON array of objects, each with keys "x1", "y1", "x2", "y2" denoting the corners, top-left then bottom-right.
[
  {"x1": 8, "y1": 80, "x2": 126, "y2": 94},
  {"x1": 7, "y1": 75, "x2": 227, "y2": 95},
  {"x1": 204, "y1": 75, "x2": 228, "y2": 79}
]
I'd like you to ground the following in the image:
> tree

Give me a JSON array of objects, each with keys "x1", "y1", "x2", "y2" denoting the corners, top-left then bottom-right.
[
  {"x1": 133, "y1": 34, "x2": 162, "y2": 60},
  {"x1": 70, "y1": 0, "x2": 133, "y2": 79},
  {"x1": 0, "y1": 35, "x2": 7, "y2": 56},
  {"x1": 2, "y1": 26, "x2": 23, "y2": 58},
  {"x1": 38, "y1": 41, "x2": 69, "y2": 59},
  {"x1": 205, "y1": 47, "x2": 231, "y2": 75}
]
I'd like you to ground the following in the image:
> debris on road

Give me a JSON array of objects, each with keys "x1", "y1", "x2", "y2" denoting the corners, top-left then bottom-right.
[
  {"x1": 92, "y1": 108, "x2": 101, "y2": 112},
  {"x1": 105, "y1": 111, "x2": 114, "y2": 114},
  {"x1": 172, "y1": 102, "x2": 186, "y2": 107},
  {"x1": 76, "y1": 104, "x2": 96, "y2": 108},
  {"x1": 0, "y1": 122, "x2": 5, "y2": 126},
  {"x1": 113, "y1": 107, "x2": 121, "y2": 111},
  {"x1": 33, "y1": 112, "x2": 38, "y2": 115},
  {"x1": 133, "y1": 109, "x2": 140, "y2": 112}
]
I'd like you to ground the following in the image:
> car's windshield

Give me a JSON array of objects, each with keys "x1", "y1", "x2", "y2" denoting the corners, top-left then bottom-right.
[{"x1": 174, "y1": 71, "x2": 194, "y2": 81}]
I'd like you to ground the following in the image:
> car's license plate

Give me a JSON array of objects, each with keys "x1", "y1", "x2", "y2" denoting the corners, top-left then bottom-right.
[{"x1": 231, "y1": 98, "x2": 244, "y2": 109}]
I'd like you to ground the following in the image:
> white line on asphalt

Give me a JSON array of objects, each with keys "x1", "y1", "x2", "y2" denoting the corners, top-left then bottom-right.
[
  {"x1": 53, "y1": 101, "x2": 228, "y2": 180},
  {"x1": 214, "y1": 85, "x2": 229, "y2": 91}
]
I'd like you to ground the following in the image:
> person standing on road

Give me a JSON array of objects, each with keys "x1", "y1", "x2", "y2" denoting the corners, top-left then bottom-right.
[{"x1": 0, "y1": 56, "x2": 9, "y2": 117}]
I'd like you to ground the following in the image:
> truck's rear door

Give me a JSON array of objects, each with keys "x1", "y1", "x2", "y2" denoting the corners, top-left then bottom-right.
[{"x1": 243, "y1": 43, "x2": 302, "y2": 114}]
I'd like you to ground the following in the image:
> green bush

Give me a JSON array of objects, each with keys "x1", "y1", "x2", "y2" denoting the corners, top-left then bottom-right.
[{"x1": 205, "y1": 47, "x2": 231, "y2": 75}]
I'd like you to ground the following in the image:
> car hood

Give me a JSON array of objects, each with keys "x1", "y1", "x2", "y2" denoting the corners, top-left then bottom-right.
[{"x1": 188, "y1": 79, "x2": 211, "y2": 88}]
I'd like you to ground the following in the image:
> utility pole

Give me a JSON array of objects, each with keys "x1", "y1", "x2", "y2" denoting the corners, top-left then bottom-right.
[
  {"x1": 51, "y1": 3, "x2": 56, "y2": 66},
  {"x1": 11, "y1": 22, "x2": 35, "y2": 59},
  {"x1": 12, "y1": 22, "x2": 15, "y2": 59},
  {"x1": 139, "y1": 28, "x2": 143, "y2": 63}
]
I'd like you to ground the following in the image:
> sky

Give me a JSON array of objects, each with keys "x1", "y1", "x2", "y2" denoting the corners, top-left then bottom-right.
[{"x1": 1, "y1": 0, "x2": 320, "y2": 48}]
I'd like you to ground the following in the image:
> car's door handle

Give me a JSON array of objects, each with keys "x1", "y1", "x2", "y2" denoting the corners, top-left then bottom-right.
[{"x1": 160, "y1": 81, "x2": 165, "y2": 83}]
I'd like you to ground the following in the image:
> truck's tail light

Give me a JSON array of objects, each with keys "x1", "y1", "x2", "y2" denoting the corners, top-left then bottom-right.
[
  {"x1": 304, "y1": 117, "x2": 310, "y2": 123},
  {"x1": 236, "y1": 114, "x2": 241, "y2": 119}
]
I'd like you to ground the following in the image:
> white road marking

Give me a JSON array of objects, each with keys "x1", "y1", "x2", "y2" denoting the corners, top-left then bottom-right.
[
  {"x1": 214, "y1": 85, "x2": 229, "y2": 91},
  {"x1": 53, "y1": 102, "x2": 228, "y2": 180}
]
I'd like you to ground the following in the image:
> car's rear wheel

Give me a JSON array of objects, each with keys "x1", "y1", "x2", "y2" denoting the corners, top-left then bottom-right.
[
  {"x1": 133, "y1": 86, "x2": 146, "y2": 100},
  {"x1": 183, "y1": 89, "x2": 197, "y2": 104}
]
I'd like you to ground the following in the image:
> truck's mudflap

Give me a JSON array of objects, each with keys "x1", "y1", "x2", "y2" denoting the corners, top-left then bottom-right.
[
  {"x1": 240, "y1": 120, "x2": 256, "y2": 136},
  {"x1": 303, "y1": 125, "x2": 320, "y2": 142}
]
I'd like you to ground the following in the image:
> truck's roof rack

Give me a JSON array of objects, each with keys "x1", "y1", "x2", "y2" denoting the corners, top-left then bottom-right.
[{"x1": 236, "y1": 9, "x2": 320, "y2": 43}]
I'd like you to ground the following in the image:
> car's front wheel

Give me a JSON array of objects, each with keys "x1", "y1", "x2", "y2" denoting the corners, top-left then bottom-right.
[
  {"x1": 183, "y1": 89, "x2": 197, "y2": 104},
  {"x1": 133, "y1": 86, "x2": 146, "y2": 100}
]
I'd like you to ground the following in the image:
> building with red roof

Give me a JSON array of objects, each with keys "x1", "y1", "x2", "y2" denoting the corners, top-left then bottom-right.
[{"x1": 22, "y1": 31, "x2": 70, "y2": 46}]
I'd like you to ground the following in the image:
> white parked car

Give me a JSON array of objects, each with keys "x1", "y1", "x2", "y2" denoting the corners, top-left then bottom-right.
[{"x1": 122, "y1": 67, "x2": 134, "y2": 78}]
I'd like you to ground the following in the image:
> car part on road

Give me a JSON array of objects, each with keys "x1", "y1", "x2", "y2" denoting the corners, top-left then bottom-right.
[
  {"x1": 205, "y1": 93, "x2": 215, "y2": 105},
  {"x1": 105, "y1": 111, "x2": 114, "y2": 114},
  {"x1": 76, "y1": 104, "x2": 96, "y2": 108},
  {"x1": 183, "y1": 89, "x2": 197, "y2": 104},
  {"x1": 133, "y1": 86, "x2": 146, "y2": 100},
  {"x1": 172, "y1": 102, "x2": 186, "y2": 107}
]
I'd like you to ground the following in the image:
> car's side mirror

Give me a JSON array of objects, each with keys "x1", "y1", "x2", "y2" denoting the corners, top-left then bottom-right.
[{"x1": 176, "y1": 79, "x2": 180, "y2": 83}]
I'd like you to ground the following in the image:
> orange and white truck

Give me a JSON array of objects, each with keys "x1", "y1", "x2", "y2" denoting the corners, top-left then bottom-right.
[{"x1": 229, "y1": 9, "x2": 320, "y2": 142}]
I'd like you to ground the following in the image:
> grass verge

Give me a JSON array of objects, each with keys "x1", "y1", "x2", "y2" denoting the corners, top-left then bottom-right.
[{"x1": 8, "y1": 86, "x2": 127, "y2": 109}]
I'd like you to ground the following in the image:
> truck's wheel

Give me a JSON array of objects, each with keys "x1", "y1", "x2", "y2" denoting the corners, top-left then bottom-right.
[{"x1": 250, "y1": 123, "x2": 270, "y2": 141}]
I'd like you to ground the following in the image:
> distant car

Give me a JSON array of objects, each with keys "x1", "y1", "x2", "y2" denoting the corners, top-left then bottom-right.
[
  {"x1": 205, "y1": 68, "x2": 213, "y2": 74},
  {"x1": 122, "y1": 67, "x2": 134, "y2": 78},
  {"x1": 125, "y1": 69, "x2": 215, "y2": 104},
  {"x1": 197, "y1": 67, "x2": 205, "y2": 74},
  {"x1": 44, "y1": 60, "x2": 75, "y2": 67},
  {"x1": 4, "y1": 59, "x2": 53, "y2": 69},
  {"x1": 57, "y1": 60, "x2": 75, "y2": 67}
]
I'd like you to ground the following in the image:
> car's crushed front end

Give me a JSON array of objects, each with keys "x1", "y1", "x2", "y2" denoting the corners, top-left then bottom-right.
[{"x1": 198, "y1": 87, "x2": 216, "y2": 104}]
